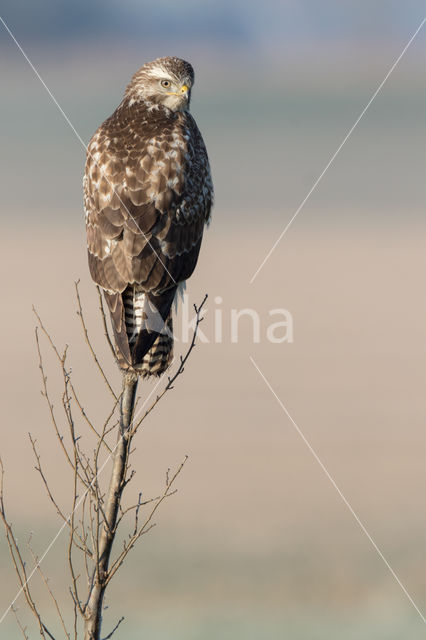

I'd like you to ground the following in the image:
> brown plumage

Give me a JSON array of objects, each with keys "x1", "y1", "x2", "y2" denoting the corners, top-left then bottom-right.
[{"x1": 84, "y1": 57, "x2": 213, "y2": 376}]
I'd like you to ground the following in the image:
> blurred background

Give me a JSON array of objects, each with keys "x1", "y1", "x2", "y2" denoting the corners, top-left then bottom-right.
[{"x1": 1, "y1": 1, "x2": 426, "y2": 638}]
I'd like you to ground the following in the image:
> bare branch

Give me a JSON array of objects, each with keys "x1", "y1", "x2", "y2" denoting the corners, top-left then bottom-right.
[
  {"x1": 69, "y1": 588, "x2": 78, "y2": 640},
  {"x1": 101, "y1": 616, "x2": 124, "y2": 640},
  {"x1": 29, "y1": 434, "x2": 67, "y2": 521},
  {"x1": 96, "y1": 286, "x2": 116, "y2": 361},
  {"x1": 130, "y1": 294, "x2": 208, "y2": 435},
  {"x1": 75, "y1": 281, "x2": 117, "y2": 400},
  {"x1": 34, "y1": 326, "x2": 74, "y2": 471},
  {"x1": 27, "y1": 535, "x2": 70, "y2": 639},
  {"x1": 68, "y1": 422, "x2": 85, "y2": 618},
  {"x1": 34, "y1": 303, "x2": 116, "y2": 454},
  {"x1": 32, "y1": 306, "x2": 64, "y2": 362},
  {"x1": 11, "y1": 606, "x2": 29, "y2": 640},
  {"x1": 28, "y1": 434, "x2": 90, "y2": 557},
  {"x1": 106, "y1": 455, "x2": 188, "y2": 584},
  {"x1": 2, "y1": 292, "x2": 207, "y2": 640},
  {"x1": 0, "y1": 459, "x2": 55, "y2": 639},
  {"x1": 69, "y1": 380, "x2": 115, "y2": 454},
  {"x1": 132, "y1": 493, "x2": 143, "y2": 537}
]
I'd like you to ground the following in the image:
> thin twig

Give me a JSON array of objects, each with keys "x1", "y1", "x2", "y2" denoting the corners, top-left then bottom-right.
[
  {"x1": 75, "y1": 280, "x2": 117, "y2": 400},
  {"x1": 34, "y1": 304, "x2": 117, "y2": 452},
  {"x1": 33, "y1": 306, "x2": 63, "y2": 361},
  {"x1": 96, "y1": 285, "x2": 116, "y2": 360},
  {"x1": 68, "y1": 418, "x2": 84, "y2": 618},
  {"x1": 27, "y1": 535, "x2": 70, "y2": 639},
  {"x1": 80, "y1": 492, "x2": 92, "y2": 584},
  {"x1": 106, "y1": 456, "x2": 188, "y2": 584},
  {"x1": 0, "y1": 460, "x2": 54, "y2": 639},
  {"x1": 2, "y1": 291, "x2": 207, "y2": 640},
  {"x1": 101, "y1": 616, "x2": 125, "y2": 640},
  {"x1": 29, "y1": 434, "x2": 89, "y2": 555},
  {"x1": 130, "y1": 294, "x2": 208, "y2": 436},
  {"x1": 34, "y1": 326, "x2": 74, "y2": 471},
  {"x1": 69, "y1": 380, "x2": 113, "y2": 454},
  {"x1": 11, "y1": 606, "x2": 29, "y2": 640},
  {"x1": 114, "y1": 493, "x2": 161, "y2": 532},
  {"x1": 69, "y1": 588, "x2": 78, "y2": 640}
]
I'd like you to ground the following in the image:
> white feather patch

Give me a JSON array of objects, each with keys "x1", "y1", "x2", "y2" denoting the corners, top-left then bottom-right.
[{"x1": 174, "y1": 281, "x2": 186, "y2": 312}]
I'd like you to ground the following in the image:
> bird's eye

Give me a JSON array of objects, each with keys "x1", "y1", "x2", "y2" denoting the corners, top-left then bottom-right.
[{"x1": 161, "y1": 80, "x2": 171, "y2": 88}]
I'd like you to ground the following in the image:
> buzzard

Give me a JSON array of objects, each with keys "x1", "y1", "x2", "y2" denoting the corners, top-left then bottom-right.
[{"x1": 84, "y1": 57, "x2": 213, "y2": 377}]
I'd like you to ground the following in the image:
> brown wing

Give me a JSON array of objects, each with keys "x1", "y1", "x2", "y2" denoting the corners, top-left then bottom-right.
[{"x1": 84, "y1": 103, "x2": 213, "y2": 368}]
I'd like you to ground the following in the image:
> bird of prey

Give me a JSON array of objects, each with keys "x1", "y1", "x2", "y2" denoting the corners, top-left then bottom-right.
[{"x1": 84, "y1": 57, "x2": 213, "y2": 377}]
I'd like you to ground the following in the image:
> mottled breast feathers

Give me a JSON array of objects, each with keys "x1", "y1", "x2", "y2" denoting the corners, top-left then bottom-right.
[
  {"x1": 84, "y1": 102, "x2": 212, "y2": 295},
  {"x1": 84, "y1": 93, "x2": 213, "y2": 374}
]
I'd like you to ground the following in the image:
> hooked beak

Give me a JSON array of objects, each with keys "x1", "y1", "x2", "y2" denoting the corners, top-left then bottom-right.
[{"x1": 166, "y1": 84, "x2": 189, "y2": 97}]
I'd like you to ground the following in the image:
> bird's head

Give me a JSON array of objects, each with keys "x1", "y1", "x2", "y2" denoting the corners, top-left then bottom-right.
[{"x1": 125, "y1": 56, "x2": 194, "y2": 112}]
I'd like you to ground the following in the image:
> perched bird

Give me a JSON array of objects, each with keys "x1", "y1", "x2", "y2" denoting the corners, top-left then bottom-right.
[{"x1": 84, "y1": 57, "x2": 213, "y2": 377}]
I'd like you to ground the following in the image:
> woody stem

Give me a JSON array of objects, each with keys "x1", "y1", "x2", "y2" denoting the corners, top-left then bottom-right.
[{"x1": 84, "y1": 372, "x2": 138, "y2": 640}]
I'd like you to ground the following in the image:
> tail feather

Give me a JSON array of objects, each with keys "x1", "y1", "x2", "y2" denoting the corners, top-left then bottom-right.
[
  {"x1": 136, "y1": 314, "x2": 173, "y2": 377},
  {"x1": 106, "y1": 285, "x2": 175, "y2": 376}
]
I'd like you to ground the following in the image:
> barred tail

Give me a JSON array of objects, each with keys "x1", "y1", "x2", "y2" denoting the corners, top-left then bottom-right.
[
  {"x1": 135, "y1": 313, "x2": 173, "y2": 378},
  {"x1": 105, "y1": 285, "x2": 176, "y2": 377}
]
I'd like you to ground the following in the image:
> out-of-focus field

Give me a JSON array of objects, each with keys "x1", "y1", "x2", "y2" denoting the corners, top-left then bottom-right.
[
  {"x1": 1, "y1": 221, "x2": 426, "y2": 638},
  {"x1": 1, "y1": 8, "x2": 426, "y2": 633}
]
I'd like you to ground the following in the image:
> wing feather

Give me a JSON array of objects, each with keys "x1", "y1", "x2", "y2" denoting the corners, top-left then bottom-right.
[{"x1": 84, "y1": 100, "x2": 213, "y2": 369}]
